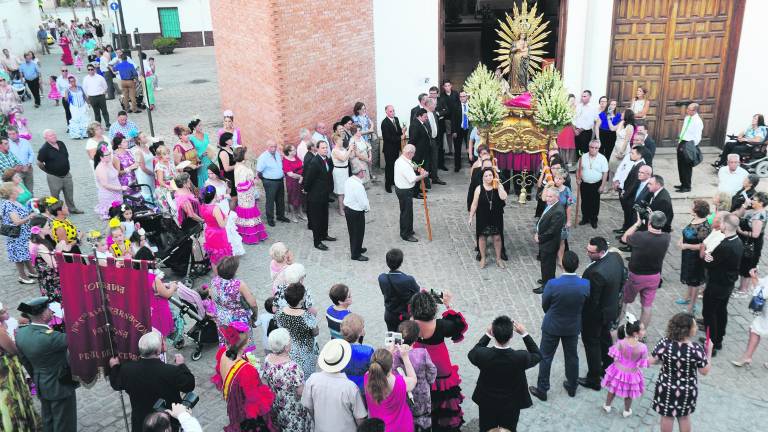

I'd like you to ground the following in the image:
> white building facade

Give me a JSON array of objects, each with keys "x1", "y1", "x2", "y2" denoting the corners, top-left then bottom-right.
[
  {"x1": 0, "y1": 0, "x2": 44, "y2": 56},
  {"x1": 115, "y1": 0, "x2": 212, "y2": 48}
]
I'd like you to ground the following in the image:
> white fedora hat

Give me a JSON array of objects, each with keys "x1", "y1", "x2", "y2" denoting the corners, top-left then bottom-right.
[{"x1": 317, "y1": 339, "x2": 352, "y2": 373}]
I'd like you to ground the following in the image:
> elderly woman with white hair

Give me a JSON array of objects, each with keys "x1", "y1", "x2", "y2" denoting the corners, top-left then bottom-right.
[
  {"x1": 274, "y1": 263, "x2": 317, "y2": 316},
  {"x1": 269, "y1": 242, "x2": 294, "y2": 294},
  {"x1": 262, "y1": 328, "x2": 313, "y2": 431}
]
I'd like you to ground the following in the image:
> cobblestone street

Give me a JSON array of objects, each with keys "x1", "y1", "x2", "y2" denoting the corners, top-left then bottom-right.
[{"x1": 2, "y1": 47, "x2": 765, "y2": 431}]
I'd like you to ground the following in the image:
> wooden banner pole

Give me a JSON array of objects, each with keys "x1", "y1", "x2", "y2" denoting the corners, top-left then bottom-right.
[{"x1": 420, "y1": 178, "x2": 433, "y2": 241}]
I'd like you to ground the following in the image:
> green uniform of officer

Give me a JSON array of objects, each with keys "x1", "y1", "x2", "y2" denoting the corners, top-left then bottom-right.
[{"x1": 15, "y1": 297, "x2": 78, "y2": 432}]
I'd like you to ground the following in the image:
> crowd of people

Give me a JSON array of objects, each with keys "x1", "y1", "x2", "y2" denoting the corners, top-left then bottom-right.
[{"x1": 2, "y1": 16, "x2": 768, "y2": 432}]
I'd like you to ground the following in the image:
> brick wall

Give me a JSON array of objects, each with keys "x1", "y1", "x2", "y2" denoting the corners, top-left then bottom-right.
[{"x1": 211, "y1": 0, "x2": 376, "y2": 155}]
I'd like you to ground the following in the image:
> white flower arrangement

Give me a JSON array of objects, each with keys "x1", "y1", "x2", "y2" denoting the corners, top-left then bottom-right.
[
  {"x1": 464, "y1": 63, "x2": 507, "y2": 129},
  {"x1": 530, "y1": 65, "x2": 573, "y2": 132}
]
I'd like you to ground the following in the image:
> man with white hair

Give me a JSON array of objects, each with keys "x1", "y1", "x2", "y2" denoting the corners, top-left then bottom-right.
[
  {"x1": 312, "y1": 122, "x2": 330, "y2": 148},
  {"x1": 394, "y1": 144, "x2": 429, "y2": 242},
  {"x1": 344, "y1": 164, "x2": 370, "y2": 261},
  {"x1": 297, "y1": 128, "x2": 312, "y2": 160},
  {"x1": 256, "y1": 139, "x2": 290, "y2": 226},
  {"x1": 675, "y1": 102, "x2": 704, "y2": 193},
  {"x1": 109, "y1": 330, "x2": 196, "y2": 432},
  {"x1": 37, "y1": 129, "x2": 83, "y2": 213},
  {"x1": 717, "y1": 154, "x2": 749, "y2": 196}
]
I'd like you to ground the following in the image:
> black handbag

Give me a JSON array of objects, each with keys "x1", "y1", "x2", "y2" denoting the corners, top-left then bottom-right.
[{"x1": 0, "y1": 224, "x2": 21, "y2": 238}]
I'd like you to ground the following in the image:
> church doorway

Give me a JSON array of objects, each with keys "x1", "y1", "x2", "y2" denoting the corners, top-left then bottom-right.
[{"x1": 441, "y1": 0, "x2": 565, "y2": 91}]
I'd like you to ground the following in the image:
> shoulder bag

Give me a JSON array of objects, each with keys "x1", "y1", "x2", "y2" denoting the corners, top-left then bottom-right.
[{"x1": 0, "y1": 202, "x2": 22, "y2": 238}]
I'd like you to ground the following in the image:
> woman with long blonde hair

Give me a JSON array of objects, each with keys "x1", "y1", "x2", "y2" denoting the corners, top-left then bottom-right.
[{"x1": 364, "y1": 347, "x2": 417, "y2": 431}]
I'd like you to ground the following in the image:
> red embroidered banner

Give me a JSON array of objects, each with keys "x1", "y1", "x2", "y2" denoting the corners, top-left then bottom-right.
[{"x1": 57, "y1": 254, "x2": 152, "y2": 384}]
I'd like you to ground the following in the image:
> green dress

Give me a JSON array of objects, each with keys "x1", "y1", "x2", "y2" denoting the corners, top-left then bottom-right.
[
  {"x1": 190, "y1": 133, "x2": 211, "y2": 189},
  {"x1": 17, "y1": 185, "x2": 31, "y2": 207},
  {"x1": 0, "y1": 351, "x2": 42, "y2": 431}
]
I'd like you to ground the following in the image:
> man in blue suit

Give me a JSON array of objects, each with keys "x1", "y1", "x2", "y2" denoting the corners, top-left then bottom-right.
[{"x1": 529, "y1": 251, "x2": 590, "y2": 401}]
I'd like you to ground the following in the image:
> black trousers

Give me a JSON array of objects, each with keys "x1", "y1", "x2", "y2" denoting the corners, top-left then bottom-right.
[
  {"x1": 536, "y1": 330, "x2": 578, "y2": 392},
  {"x1": 104, "y1": 69, "x2": 118, "y2": 99},
  {"x1": 676, "y1": 140, "x2": 693, "y2": 188},
  {"x1": 383, "y1": 150, "x2": 398, "y2": 191},
  {"x1": 455, "y1": 126, "x2": 469, "y2": 170},
  {"x1": 479, "y1": 404, "x2": 521, "y2": 432},
  {"x1": 580, "y1": 180, "x2": 602, "y2": 222},
  {"x1": 27, "y1": 77, "x2": 41, "y2": 106},
  {"x1": 61, "y1": 97, "x2": 71, "y2": 125},
  {"x1": 575, "y1": 129, "x2": 592, "y2": 155},
  {"x1": 598, "y1": 129, "x2": 616, "y2": 159},
  {"x1": 262, "y1": 178, "x2": 285, "y2": 223},
  {"x1": 88, "y1": 94, "x2": 110, "y2": 126},
  {"x1": 395, "y1": 186, "x2": 414, "y2": 239},
  {"x1": 539, "y1": 247, "x2": 557, "y2": 285},
  {"x1": 429, "y1": 138, "x2": 440, "y2": 180},
  {"x1": 582, "y1": 319, "x2": 613, "y2": 382},
  {"x1": 702, "y1": 289, "x2": 731, "y2": 347},
  {"x1": 620, "y1": 198, "x2": 637, "y2": 230},
  {"x1": 307, "y1": 200, "x2": 329, "y2": 245},
  {"x1": 344, "y1": 206, "x2": 365, "y2": 258}
]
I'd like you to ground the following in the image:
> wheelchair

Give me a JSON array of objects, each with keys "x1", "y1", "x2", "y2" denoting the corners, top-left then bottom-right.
[{"x1": 714, "y1": 134, "x2": 768, "y2": 178}]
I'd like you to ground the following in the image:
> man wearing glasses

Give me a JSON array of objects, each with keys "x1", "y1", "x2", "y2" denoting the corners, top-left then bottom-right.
[{"x1": 82, "y1": 64, "x2": 110, "y2": 127}]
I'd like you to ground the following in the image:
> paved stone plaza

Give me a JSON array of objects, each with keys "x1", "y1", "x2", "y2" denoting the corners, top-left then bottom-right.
[{"x1": 2, "y1": 47, "x2": 765, "y2": 431}]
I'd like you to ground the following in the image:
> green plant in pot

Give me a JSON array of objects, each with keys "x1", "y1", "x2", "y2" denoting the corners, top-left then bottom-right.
[{"x1": 153, "y1": 37, "x2": 178, "y2": 54}]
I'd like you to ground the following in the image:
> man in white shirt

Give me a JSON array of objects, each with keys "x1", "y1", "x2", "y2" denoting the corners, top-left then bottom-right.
[
  {"x1": 576, "y1": 139, "x2": 608, "y2": 228},
  {"x1": 717, "y1": 154, "x2": 749, "y2": 196},
  {"x1": 424, "y1": 98, "x2": 446, "y2": 185},
  {"x1": 675, "y1": 103, "x2": 704, "y2": 192},
  {"x1": 81, "y1": 64, "x2": 110, "y2": 127},
  {"x1": 343, "y1": 165, "x2": 370, "y2": 261},
  {"x1": 311, "y1": 122, "x2": 330, "y2": 147},
  {"x1": 56, "y1": 67, "x2": 73, "y2": 127},
  {"x1": 394, "y1": 144, "x2": 429, "y2": 242},
  {"x1": 572, "y1": 90, "x2": 599, "y2": 155}
]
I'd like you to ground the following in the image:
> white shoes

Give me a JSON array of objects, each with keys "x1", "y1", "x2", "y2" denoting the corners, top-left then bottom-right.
[
  {"x1": 623, "y1": 409, "x2": 632, "y2": 418},
  {"x1": 602, "y1": 405, "x2": 632, "y2": 418},
  {"x1": 602, "y1": 406, "x2": 611, "y2": 414}
]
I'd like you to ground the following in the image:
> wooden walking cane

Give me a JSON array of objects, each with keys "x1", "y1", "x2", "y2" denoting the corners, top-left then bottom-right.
[{"x1": 420, "y1": 178, "x2": 433, "y2": 241}]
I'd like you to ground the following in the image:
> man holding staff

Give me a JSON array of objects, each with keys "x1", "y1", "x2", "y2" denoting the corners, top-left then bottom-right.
[{"x1": 394, "y1": 144, "x2": 429, "y2": 242}]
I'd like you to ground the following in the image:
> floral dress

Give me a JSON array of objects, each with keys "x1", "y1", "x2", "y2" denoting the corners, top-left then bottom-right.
[
  {"x1": 262, "y1": 359, "x2": 312, "y2": 432},
  {"x1": 274, "y1": 311, "x2": 319, "y2": 381},
  {"x1": 680, "y1": 220, "x2": 711, "y2": 286},
  {"x1": 211, "y1": 276, "x2": 254, "y2": 346},
  {"x1": 558, "y1": 186, "x2": 575, "y2": 240},
  {"x1": 116, "y1": 150, "x2": 139, "y2": 196},
  {"x1": 652, "y1": 338, "x2": 708, "y2": 418},
  {"x1": 0, "y1": 200, "x2": 30, "y2": 262}
]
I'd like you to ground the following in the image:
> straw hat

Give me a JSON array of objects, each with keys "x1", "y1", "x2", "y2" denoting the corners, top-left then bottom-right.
[{"x1": 317, "y1": 339, "x2": 352, "y2": 373}]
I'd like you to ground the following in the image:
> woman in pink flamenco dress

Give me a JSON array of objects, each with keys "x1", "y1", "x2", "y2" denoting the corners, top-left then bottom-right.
[
  {"x1": 201, "y1": 185, "x2": 233, "y2": 266},
  {"x1": 148, "y1": 271, "x2": 176, "y2": 338},
  {"x1": 59, "y1": 34, "x2": 73, "y2": 65},
  {"x1": 601, "y1": 318, "x2": 649, "y2": 418},
  {"x1": 233, "y1": 147, "x2": 268, "y2": 244}
]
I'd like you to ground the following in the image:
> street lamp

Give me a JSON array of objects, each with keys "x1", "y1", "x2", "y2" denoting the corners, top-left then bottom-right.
[{"x1": 133, "y1": 28, "x2": 155, "y2": 136}]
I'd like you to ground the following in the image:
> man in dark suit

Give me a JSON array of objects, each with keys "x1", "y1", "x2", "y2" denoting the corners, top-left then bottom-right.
[
  {"x1": 578, "y1": 237, "x2": 626, "y2": 390},
  {"x1": 409, "y1": 93, "x2": 428, "y2": 125},
  {"x1": 408, "y1": 108, "x2": 431, "y2": 192},
  {"x1": 530, "y1": 251, "x2": 590, "y2": 401},
  {"x1": 303, "y1": 141, "x2": 336, "y2": 250},
  {"x1": 616, "y1": 160, "x2": 651, "y2": 235},
  {"x1": 468, "y1": 316, "x2": 541, "y2": 431},
  {"x1": 454, "y1": 91, "x2": 471, "y2": 171},
  {"x1": 646, "y1": 175, "x2": 674, "y2": 233},
  {"x1": 701, "y1": 213, "x2": 743, "y2": 356},
  {"x1": 109, "y1": 331, "x2": 195, "y2": 432},
  {"x1": 380, "y1": 104, "x2": 404, "y2": 193},
  {"x1": 635, "y1": 125, "x2": 656, "y2": 165},
  {"x1": 439, "y1": 80, "x2": 460, "y2": 166},
  {"x1": 533, "y1": 186, "x2": 566, "y2": 294},
  {"x1": 378, "y1": 248, "x2": 421, "y2": 331}
]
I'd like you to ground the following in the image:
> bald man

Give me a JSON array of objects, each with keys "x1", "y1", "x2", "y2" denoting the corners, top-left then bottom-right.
[
  {"x1": 675, "y1": 103, "x2": 704, "y2": 192},
  {"x1": 394, "y1": 144, "x2": 429, "y2": 242},
  {"x1": 380, "y1": 105, "x2": 404, "y2": 193},
  {"x1": 36, "y1": 130, "x2": 83, "y2": 213}
]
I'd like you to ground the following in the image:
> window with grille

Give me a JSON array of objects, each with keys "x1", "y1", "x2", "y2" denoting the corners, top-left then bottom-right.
[{"x1": 157, "y1": 7, "x2": 181, "y2": 38}]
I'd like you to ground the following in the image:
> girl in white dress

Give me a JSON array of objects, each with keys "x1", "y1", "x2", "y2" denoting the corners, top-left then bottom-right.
[
  {"x1": 731, "y1": 268, "x2": 768, "y2": 369},
  {"x1": 133, "y1": 132, "x2": 156, "y2": 203},
  {"x1": 204, "y1": 164, "x2": 244, "y2": 256},
  {"x1": 606, "y1": 109, "x2": 636, "y2": 191}
]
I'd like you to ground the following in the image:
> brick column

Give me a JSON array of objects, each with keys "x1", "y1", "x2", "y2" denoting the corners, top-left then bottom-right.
[{"x1": 211, "y1": 0, "x2": 376, "y2": 154}]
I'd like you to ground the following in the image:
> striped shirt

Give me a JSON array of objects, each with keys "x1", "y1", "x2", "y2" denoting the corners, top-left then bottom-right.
[{"x1": 325, "y1": 306, "x2": 351, "y2": 340}]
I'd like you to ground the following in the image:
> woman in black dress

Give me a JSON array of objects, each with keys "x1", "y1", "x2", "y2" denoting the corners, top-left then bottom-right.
[
  {"x1": 468, "y1": 168, "x2": 508, "y2": 269},
  {"x1": 733, "y1": 191, "x2": 768, "y2": 296},
  {"x1": 650, "y1": 313, "x2": 712, "y2": 432},
  {"x1": 676, "y1": 200, "x2": 711, "y2": 314},
  {"x1": 729, "y1": 173, "x2": 759, "y2": 212},
  {"x1": 217, "y1": 132, "x2": 237, "y2": 208}
]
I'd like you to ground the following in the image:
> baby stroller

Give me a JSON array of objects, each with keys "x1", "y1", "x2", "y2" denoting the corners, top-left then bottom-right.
[
  {"x1": 154, "y1": 217, "x2": 210, "y2": 284},
  {"x1": 11, "y1": 77, "x2": 30, "y2": 102},
  {"x1": 171, "y1": 284, "x2": 219, "y2": 361}
]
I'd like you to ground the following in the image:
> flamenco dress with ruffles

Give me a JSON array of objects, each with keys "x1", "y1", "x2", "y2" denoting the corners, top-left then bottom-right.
[
  {"x1": 211, "y1": 347, "x2": 276, "y2": 432},
  {"x1": 147, "y1": 272, "x2": 175, "y2": 338},
  {"x1": 413, "y1": 310, "x2": 467, "y2": 432},
  {"x1": 601, "y1": 339, "x2": 649, "y2": 399},
  {"x1": 234, "y1": 164, "x2": 268, "y2": 244},
  {"x1": 200, "y1": 203, "x2": 233, "y2": 265}
]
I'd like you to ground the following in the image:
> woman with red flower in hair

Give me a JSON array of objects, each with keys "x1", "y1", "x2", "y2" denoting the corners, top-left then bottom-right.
[{"x1": 212, "y1": 322, "x2": 276, "y2": 432}]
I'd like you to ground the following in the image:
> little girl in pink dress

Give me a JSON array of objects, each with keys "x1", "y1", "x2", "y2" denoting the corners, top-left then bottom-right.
[{"x1": 601, "y1": 317, "x2": 648, "y2": 418}]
